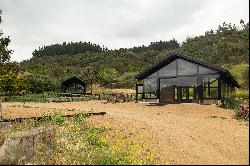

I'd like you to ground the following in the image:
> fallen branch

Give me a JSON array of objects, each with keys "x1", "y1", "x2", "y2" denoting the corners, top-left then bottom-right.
[{"x1": 2, "y1": 111, "x2": 106, "y2": 123}]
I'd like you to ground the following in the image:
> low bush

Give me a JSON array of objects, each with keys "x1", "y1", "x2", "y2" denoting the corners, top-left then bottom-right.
[
  {"x1": 236, "y1": 89, "x2": 249, "y2": 99},
  {"x1": 221, "y1": 98, "x2": 242, "y2": 110},
  {"x1": 221, "y1": 98, "x2": 249, "y2": 121}
]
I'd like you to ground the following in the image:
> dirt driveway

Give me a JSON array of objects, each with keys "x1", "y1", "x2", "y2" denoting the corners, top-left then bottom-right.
[{"x1": 2, "y1": 101, "x2": 249, "y2": 165}]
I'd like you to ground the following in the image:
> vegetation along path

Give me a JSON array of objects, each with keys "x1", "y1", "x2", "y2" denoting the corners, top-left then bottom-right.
[{"x1": 2, "y1": 101, "x2": 249, "y2": 165}]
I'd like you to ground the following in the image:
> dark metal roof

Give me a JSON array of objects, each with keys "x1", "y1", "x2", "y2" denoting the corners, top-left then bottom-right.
[
  {"x1": 135, "y1": 52, "x2": 240, "y2": 88},
  {"x1": 61, "y1": 76, "x2": 85, "y2": 85}
]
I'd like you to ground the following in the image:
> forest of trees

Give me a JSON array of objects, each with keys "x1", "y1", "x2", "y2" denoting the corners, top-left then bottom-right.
[
  {"x1": 32, "y1": 41, "x2": 106, "y2": 57},
  {"x1": 178, "y1": 20, "x2": 249, "y2": 65},
  {"x1": 0, "y1": 7, "x2": 249, "y2": 96},
  {"x1": 131, "y1": 39, "x2": 180, "y2": 53},
  {"x1": 32, "y1": 39, "x2": 180, "y2": 57}
]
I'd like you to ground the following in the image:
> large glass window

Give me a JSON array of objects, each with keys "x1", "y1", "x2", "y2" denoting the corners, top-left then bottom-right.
[
  {"x1": 160, "y1": 76, "x2": 197, "y2": 87},
  {"x1": 143, "y1": 78, "x2": 157, "y2": 93},
  {"x1": 199, "y1": 74, "x2": 220, "y2": 86},
  {"x1": 210, "y1": 88, "x2": 218, "y2": 98},
  {"x1": 147, "y1": 71, "x2": 158, "y2": 78},
  {"x1": 177, "y1": 59, "x2": 198, "y2": 75},
  {"x1": 202, "y1": 77, "x2": 219, "y2": 99},
  {"x1": 189, "y1": 88, "x2": 194, "y2": 99},
  {"x1": 221, "y1": 80, "x2": 236, "y2": 99},
  {"x1": 203, "y1": 85, "x2": 209, "y2": 98},
  {"x1": 158, "y1": 60, "x2": 177, "y2": 77}
]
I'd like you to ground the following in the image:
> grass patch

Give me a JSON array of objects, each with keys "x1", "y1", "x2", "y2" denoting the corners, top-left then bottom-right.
[
  {"x1": 1, "y1": 93, "x2": 60, "y2": 103},
  {"x1": 4, "y1": 112, "x2": 157, "y2": 165}
]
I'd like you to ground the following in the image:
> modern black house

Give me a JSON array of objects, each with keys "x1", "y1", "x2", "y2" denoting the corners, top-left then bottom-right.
[
  {"x1": 61, "y1": 76, "x2": 86, "y2": 95},
  {"x1": 135, "y1": 52, "x2": 240, "y2": 104}
]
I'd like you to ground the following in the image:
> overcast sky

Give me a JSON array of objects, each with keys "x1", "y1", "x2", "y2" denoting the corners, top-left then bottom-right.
[{"x1": 0, "y1": 0, "x2": 249, "y2": 62}]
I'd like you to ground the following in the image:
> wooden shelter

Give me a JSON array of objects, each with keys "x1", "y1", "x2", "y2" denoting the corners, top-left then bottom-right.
[
  {"x1": 61, "y1": 76, "x2": 86, "y2": 94},
  {"x1": 135, "y1": 52, "x2": 240, "y2": 104}
]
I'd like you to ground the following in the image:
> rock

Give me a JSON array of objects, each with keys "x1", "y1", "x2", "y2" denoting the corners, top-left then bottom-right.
[
  {"x1": 0, "y1": 122, "x2": 12, "y2": 133},
  {"x1": 0, "y1": 122, "x2": 13, "y2": 146},
  {"x1": 0, "y1": 125, "x2": 54, "y2": 165}
]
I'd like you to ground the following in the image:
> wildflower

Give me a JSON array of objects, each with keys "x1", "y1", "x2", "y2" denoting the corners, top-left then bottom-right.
[{"x1": 76, "y1": 127, "x2": 81, "y2": 131}]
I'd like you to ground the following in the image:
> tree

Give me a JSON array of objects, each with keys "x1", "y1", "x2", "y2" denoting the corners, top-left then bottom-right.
[
  {"x1": 23, "y1": 74, "x2": 56, "y2": 93},
  {"x1": 63, "y1": 68, "x2": 72, "y2": 77},
  {"x1": 98, "y1": 67, "x2": 119, "y2": 86},
  {"x1": 0, "y1": 10, "x2": 12, "y2": 65},
  {"x1": 241, "y1": 66, "x2": 249, "y2": 90},
  {"x1": 0, "y1": 10, "x2": 26, "y2": 95},
  {"x1": 0, "y1": 74, "x2": 27, "y2": 95}
]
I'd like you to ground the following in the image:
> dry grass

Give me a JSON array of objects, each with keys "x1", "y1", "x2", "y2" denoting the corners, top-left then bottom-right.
[{"x1": 2, "y1": 101, "x2": 249, "y2": 165}]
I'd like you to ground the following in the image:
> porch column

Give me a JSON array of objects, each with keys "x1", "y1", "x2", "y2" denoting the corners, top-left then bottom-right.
[
  {"x1": 177, "y1": 86, "x2": 182, "y2": 103},
  {"x1": 218, "y1": 78, "x2": 222, "y2": 100},
  {"x1": 197, "y1": 75, "x2": 203, "y2": 104}
]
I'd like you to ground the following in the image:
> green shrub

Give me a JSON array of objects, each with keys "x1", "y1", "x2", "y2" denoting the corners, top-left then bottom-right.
[
  {"x1": 236, "y1": 89, "x2": 249, "y2": 99},
  {"x1": 23, "y1": 74, "x2": 57, "y2": 94},
  {"x1": 221, "y1": 98, "x2": 242, "y2": 110},
  {"x1": 34, "y1": 116, "x2": 51, "y2": 127},
  {"x1": 221, "y1": 98, "x2": 249, "y2": 121},
  {"x1": 98, "y1": 67, "x2": 119, "y2": 86},
  {"x1": 3, "y1": 92, "x2": 60, "y2": 102},
  {"x1": 51, "y1": 112, "x2": 65, "y2": 125}
]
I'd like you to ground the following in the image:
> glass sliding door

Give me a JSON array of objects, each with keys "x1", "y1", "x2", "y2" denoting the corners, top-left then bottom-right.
[
  {"x1": 159, "y1": 78, "x2": 177, "y2": 103},
  {"x1": 159, "y1": 76, "x2": 198, "y2": 103}
]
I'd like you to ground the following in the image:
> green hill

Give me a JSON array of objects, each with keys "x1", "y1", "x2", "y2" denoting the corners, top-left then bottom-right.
[{"x1": 20, "y1": 20, "x2": 249, "y2": 92}]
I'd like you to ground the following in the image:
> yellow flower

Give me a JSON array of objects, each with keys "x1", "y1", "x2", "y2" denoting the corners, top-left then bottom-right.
[{"x1": 76, "y1": 127, "x2": 81, "y2": 131}]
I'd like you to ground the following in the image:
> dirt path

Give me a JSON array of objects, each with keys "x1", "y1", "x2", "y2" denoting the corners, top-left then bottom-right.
[{"x1": 2, "y1": 101, "x2": 249, "y2": 164}]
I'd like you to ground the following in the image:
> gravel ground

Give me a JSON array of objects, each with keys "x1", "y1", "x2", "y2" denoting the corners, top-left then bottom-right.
[{"x1": 2, "y1": 101, "x2": 249, "y2": 165}]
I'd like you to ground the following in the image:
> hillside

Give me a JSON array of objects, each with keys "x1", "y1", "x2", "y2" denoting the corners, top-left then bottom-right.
[{"x1": 20, "y1": 21, "x2": 249, "y2": 91}]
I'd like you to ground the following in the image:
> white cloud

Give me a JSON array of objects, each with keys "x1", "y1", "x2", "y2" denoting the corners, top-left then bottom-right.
[{"x1": 0, "y1": 0, "x2": 249, "y2": 62}]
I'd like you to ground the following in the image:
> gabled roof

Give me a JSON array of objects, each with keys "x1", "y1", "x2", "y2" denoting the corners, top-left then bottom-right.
[
  {"x1": 61, "y1": 76, "x2": 85, "y2": 85},
  {"x1": 135, "y1": 52, "x2": 240, "y2": 88}
]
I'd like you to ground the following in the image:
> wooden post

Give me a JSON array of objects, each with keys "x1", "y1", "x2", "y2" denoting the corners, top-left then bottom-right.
[
  {"x1": 136, "y1": 84, "x2": 138, "y2": 102},
  {"x1": 99, "y1": 94, "x2": 101, "y2": 100},
  {"x1": 197, "y1": 75, "x2": 203, "y2": 104},
  {"x1": 177, "y1": 86, "x2": 182, "y2": 103},
  {"x1": 208, "y1": 82, "x2": 211, "y2": 99},
  {"x1": 91, "y1": 80, "x2": 93, "y2": 95},
  {"x1": 218, "y1": 78, "x2": 222, "y2": 100}
]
